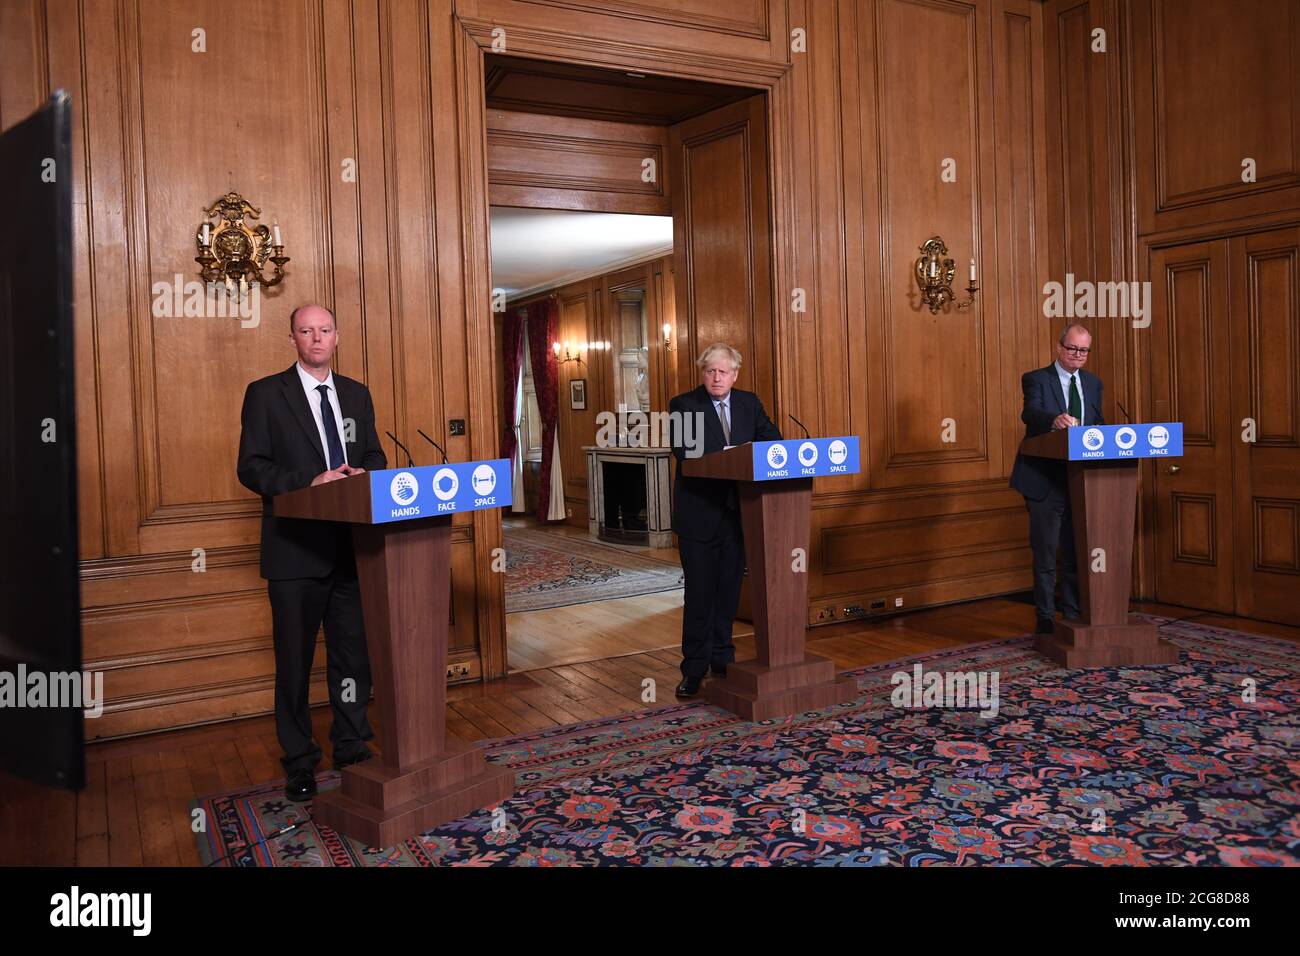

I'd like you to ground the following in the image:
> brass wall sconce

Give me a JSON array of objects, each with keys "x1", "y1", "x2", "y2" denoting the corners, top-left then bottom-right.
[
  {"x1": 553, "y1": 339, "x2": 608, "y2": 366},
  {"x1": 662, "y1": 322, "x2": 676, "y2": 352},
  {"x1": 195, "y1": 191, "x2": 290, "y2": 297},
  {"x1": 915, "y1": 236, "x2": 978, "y2": 313}
]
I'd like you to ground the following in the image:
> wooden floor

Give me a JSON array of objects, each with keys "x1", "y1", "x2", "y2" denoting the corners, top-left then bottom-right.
[
  {"x1": 504, "y1": 519, "x2": 694, "y2": 672},
  {"x1": 1, "y1": 596, "x2": 1296, "y2": 866}
]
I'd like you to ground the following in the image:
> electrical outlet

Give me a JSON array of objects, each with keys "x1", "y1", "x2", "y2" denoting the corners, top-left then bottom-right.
[
  {"x1": 894, "y1": 596, "x2": 904, "y2": 608},
  {"x1": 815, "y1": 605, "x2": 835, "y2": 622},
  {"x1": 449, "y1": 419, "x2": 466, "y2": 436},
  {"x1": 844, "y1": 604, "x2": 864, "y2": 618},
  {"x1": 870, "y1": 599, "x2": 886, "y2": 611}
]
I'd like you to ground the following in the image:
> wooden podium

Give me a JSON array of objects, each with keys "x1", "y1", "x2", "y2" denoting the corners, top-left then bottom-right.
[
  {"x1": 273, "y1": 464, "x2": 514, "y2": 847},
  {"x1": 1019, "y1": 427, "x2": 1180, "y2": 667},
  {"x1": 681, "y1": 441, "x2": 857, "y2": 721}
]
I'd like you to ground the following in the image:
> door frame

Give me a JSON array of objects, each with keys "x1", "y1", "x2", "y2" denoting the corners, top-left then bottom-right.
[{"x1": 451, "y1": 12, "x2": 795, "y2": 678}]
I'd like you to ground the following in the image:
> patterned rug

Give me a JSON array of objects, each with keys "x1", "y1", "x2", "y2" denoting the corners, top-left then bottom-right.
[
  {"x1": 504, "y1": 527, "x2": 683, "y2": 612},
  {"x1": 194, "y1": 615, "x2": 1300, "y2": 866}
]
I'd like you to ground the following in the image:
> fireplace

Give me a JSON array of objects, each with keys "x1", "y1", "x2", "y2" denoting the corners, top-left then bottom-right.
[
  {"x1": 600, "y1": 461, "x2": 647, "y2": 541},
  {"x1": 583, "y1": 445, "x2": 673, "y2": 548}
]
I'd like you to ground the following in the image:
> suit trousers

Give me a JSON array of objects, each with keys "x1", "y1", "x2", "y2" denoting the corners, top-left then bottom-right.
[
  {"x1": 1025, "y1": 484, "x2": 1080, "y2": 622},
  {"x1": 677, "y1": 508, "x2": 745, "y2": 680},
  {"x1": 267, "y1": 555, "x2": 375, "y2": 773}
]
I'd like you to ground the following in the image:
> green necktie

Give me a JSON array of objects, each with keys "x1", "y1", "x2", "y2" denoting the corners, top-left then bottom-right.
[{"x1": 1068, "y1": 374, "x2": 1082, "y2": 422}]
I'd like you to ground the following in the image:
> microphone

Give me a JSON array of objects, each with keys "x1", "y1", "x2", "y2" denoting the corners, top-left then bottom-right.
[
  {"x1": 1116, "y1": 401, "x2": 1132, "y2": 424},
  {"x1": 385, "y1": 430, "x2": 415, "y2": 468},
  {"x1": 416, "y1": 428, "x2": 449, "y2": 464},
  {"x1": 789, "y1": 414, "x2": 811, "y2": 439}
]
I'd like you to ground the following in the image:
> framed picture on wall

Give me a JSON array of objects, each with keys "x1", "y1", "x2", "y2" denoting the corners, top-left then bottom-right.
[{"x1": 570, "y1": 379, "x2": 587, "y2": 410}]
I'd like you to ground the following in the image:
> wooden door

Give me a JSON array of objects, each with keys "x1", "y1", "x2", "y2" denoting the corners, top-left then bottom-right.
[
  {"x1": 1230, "y1": 226, "x2": 1300, "y2": 625},
  {"x1": 668, "y1": 93, "x2": 775, "y2": 408},
  {"x1": 1149, "y1": 239, "x2": 1236, "y2": 612}
]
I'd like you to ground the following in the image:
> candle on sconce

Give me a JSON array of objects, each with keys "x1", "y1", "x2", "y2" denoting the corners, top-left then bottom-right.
[
  {"x1": 662, "y1": 323, "x2": 671, "y2": 337},
  {"x1": 201, "y1": 222, "x2": 210, "y2": 246},
  {"x1": 969, "y1": 258, "x2": 976, "y2": 283},
  {"x1": 273, "y1": 223, "x2": 283, "y2": 247},
  {"x1": 552, "y1": 341, "x2": 561, "y2": 356},
  {"x1": 929, "y1": 259, "x2": 937, "y2": 278}
]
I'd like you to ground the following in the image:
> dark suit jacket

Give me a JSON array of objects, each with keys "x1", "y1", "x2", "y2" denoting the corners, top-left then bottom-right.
[
  {"x1": 237, "y1": 364, "x2": 386, "y2": 579},
  {"x1": 669, "y1": 385, "x2": 782, "y2": 541},
  {"x1": 1009, "y1": 363, "x2": 1105, "y2": 501}
]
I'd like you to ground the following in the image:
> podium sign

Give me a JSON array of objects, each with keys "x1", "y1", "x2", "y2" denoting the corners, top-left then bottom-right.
[
  {"x1": 1066, "y1": 422, "x2": 1183, "y2": 461},
  {"x1": 369, "y1": 459, "x2": 511, "y2": 523},
  {"x1": 749, "y1": 436, "x2": 861, "y2": 480}
]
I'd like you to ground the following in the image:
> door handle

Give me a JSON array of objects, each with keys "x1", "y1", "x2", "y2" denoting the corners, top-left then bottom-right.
[{"x1": 1168, "y1": 465, "x2": 1180, "y2": 474}]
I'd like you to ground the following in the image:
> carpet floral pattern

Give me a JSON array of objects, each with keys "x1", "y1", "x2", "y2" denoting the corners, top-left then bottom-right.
[{"x1": 194, "y1": 616, "x2": 1300, "y2": 866}]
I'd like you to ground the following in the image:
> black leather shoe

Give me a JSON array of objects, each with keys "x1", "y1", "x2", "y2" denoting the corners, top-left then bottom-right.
[
  {"x1": 335, "y1": 749, "x2": 373, "y2": 770},
  {"x1": 284, "y1": 769, "x2": 317, "y2": 803},
  {"x1": 1035, "y1": 617, "x2": 1056, "y2": 635},
  {"x1": 675, "y1": 677, "x2": 702, "y2": 699}
]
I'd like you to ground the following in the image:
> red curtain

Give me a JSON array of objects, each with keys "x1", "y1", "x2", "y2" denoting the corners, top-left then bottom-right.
[
  {"x1": 500, "y1": 305, "x2": 526, "y2": 464},
  {"x1": 525, "y1": 297, "x2": 561, "y2": 522}
]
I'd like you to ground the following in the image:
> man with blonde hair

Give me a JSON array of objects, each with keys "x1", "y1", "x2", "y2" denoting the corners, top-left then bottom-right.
[{"x1": 668, "y1": 343, "x2": 781, "y2": 698}]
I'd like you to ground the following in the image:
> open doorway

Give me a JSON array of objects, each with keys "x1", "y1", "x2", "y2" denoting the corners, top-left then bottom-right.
[{"x1": 482, "y1": 55, "x2": 774, "y2": 673}]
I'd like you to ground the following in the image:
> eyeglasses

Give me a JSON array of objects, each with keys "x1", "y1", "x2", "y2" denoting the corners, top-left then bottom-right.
[{"x1": 1059, "y1": 344, "x2": 1090, "y2": 356}]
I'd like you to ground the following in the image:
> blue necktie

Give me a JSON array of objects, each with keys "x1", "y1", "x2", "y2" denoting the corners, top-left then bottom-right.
[{"x1": 316, "y1": 384, "x2": 345, "y2": 469}]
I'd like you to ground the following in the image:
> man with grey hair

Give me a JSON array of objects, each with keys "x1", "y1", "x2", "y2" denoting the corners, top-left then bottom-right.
[
  {"x1": 1010, "y1": 323, "x2": 1105, "y2": 634},
  {"x1": 668, "y1": 343, "x2": 781, "y2": 698}
]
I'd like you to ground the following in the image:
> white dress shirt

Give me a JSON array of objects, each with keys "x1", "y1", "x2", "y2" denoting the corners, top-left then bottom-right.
[
  {"x1": 296, "y1": 362, "x2": 349, "y2": 467},
  {"x1": 1054, "y1": 361, "x2": 1084, "y2": 425}
]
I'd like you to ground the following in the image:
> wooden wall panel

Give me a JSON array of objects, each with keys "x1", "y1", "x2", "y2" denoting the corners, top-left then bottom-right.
[
  {"x1": 1043, "y1": 0, "x2": 1129, "y2": 423},
  {"x1": 487, "y1": 110, "x2": 670, "y2": 214},
  {"x1": 670, "y1": 94, "x2": 775, "y2": 408},
  {"x1": 1132, "y1": 0, "x2": 1300, "y2": 235},
  {"x1": 871, "y1": 0, "x2": 994, "y2": 479},
  {"x1": 1147, "y1": 239, "x2": 1235, "y2": 613},
  {"x1": 808, "y1": 0, "x2": 1046, "y2": 622},
  {"x1": 1231, "y1": 226, "x2": 1300, "y2": 623},
  {"x1": 455, "y1": 0, "x2": 788, "y2": 67}
]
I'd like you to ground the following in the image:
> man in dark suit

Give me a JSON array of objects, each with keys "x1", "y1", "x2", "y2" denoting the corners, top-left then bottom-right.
[
  {"x1": 668, "y1": 343, "x2": 782, "y2": 698},
  {"x1": 237, "y1": 303, "x2": 387, "y2": 801},
  {"x1": 1009, "y1": 323, "x2": 1105, "y2": 635}
]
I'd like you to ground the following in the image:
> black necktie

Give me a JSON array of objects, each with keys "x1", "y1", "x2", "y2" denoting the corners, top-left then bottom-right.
[
  {"x1": 1068, "y1": 375, "x2": 1082, "y2": 422},
  {"x1": 316, "y1": 384, "x2": 345, "y2": 469}
]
